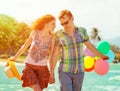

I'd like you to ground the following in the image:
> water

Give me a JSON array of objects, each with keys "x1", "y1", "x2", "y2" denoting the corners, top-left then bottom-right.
[{"x1": 0, "y1": 62, "x2": 120, "y2": 91}]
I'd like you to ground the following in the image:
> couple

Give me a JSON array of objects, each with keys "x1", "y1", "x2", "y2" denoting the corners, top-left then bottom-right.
[{"x1": 10, "y1": 9, "x2": 108, "y2": 91}]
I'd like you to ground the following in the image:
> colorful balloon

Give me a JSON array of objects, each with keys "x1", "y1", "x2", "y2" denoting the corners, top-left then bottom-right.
[
  {"x1": 85, "y1": 66, "x2": 94, "y2": 72},
  {"x1": 94, "y1": 56, "x2": 99, "y2": 61},
  {"x1": 84, "y1": 56, "x2": 95, "y2": 72},
  {"x1": 83, "y1": 47, "x2": 96, "y2": 57},
  {"x1": 106, "y1": 50, "x2": 115, "y2": 63},
  {"x1": 96, "y1": 40, "x2": 110, "y2": 54},
  {"x1": 94, "y1": 58, "x2": 109, "y2": 75}
]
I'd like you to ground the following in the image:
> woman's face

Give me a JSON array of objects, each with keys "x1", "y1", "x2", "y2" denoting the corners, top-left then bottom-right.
[{"x1": 47, "y1": 20, "x2": 56, "y2": 34}]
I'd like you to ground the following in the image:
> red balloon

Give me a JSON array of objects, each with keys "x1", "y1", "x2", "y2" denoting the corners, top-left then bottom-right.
[
  {"x1": 94, "y1": 58, "x2": 109, "y2": 75},
  {"x1": 85, "y1": 66, "x2": 94, "y2": 72}
]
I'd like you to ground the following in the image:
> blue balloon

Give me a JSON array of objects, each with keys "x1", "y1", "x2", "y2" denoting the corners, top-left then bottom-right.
[{"x1": 106, "y1": 50, "x2": 115, "y2": 63}]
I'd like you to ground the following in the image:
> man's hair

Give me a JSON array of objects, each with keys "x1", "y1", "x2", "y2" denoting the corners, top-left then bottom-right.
[
  {"x1": 58, "y1": 9, "x2": 73, "y2": 19},
  {"x1": 32, "y1": 14, "x2": 55, "y2": 30}
]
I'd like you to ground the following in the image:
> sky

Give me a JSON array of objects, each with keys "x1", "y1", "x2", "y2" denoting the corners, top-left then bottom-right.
[{"x1": 0, "y1": 0, "x2": 120, "y2": 41}]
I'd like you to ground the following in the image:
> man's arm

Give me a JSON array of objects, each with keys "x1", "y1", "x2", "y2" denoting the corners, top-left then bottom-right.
[{"x1": 84, "y1": 40, "x2": 109, "y2": 60}]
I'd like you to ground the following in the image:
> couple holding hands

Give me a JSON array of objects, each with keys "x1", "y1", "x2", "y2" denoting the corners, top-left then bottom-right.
[{"x1": 9, "y1": 9, "x2": 108, "y2": 91}]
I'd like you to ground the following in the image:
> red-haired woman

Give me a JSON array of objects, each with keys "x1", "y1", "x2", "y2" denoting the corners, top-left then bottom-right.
[{"x1": 10, "y1": 14, "x2": 56, "y2": 91}]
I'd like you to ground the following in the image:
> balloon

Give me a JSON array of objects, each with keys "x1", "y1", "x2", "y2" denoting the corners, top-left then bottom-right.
[
  {"x1": 83, "y1": 47, "x2": 96, "y2": 57},
  {"x1": 94, "y1": 56, "x2": 100, "y2": 61},
  {"x1": 96, "y1": 40, "x2": 110, "y2": 54},
  {"x1": 85, "y1": 66, "x2": 94, "y2": 72},
  {"x1": 94, "y1": 58, "x2": 109, "y2": 75},
  {"x1": 84, "y1": 56, "x2": 95, "y2": 72},
  {"x1": 106, "y1": 50, "x2": 115, "y2": 63}
]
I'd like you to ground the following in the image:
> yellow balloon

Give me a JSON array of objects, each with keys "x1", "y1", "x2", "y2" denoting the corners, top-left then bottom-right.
[{"x1": 84, "y1": 56, "x2": 95, "y2": 69}]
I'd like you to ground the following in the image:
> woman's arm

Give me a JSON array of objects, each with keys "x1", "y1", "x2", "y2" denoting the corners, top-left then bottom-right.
[
  {"x1": 49, "y1": 45, "x2": 61, "y2": 84},
  {"x1": 10, "y1": 31, "x2": 34, "y2": 61},
  {"x1": 51, "y1": 46, "x2": 61, "y2": 74},
  {"x1": 49, "y1": 38, "x2": 56, "y2": 73}
]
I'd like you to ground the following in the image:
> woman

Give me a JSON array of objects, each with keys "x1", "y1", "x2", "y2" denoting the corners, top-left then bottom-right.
[{"x1": 9, "y1": 14, "x2": 56, "y2": 91}]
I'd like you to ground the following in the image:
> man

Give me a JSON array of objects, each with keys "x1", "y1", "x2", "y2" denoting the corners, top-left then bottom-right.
[{"x1": 50, "y1": 9, "x2": 108, "y2": 91}]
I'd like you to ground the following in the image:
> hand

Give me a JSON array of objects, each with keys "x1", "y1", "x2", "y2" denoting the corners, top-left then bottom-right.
[
  {"x1": 9, "y1": 56, "x2": 16, "y2": 61},
  {"x1": 101, "y1": 55, "x2": 109, "y2": 60},
  {"x1": 6, "y1": 62, "x2": 9, "y2": 67},
  {"x1": 6, "y1": 57, "x2": 16, "y2": 66},
  {"x1": 49, "y1": 73, "x2": 55, "y2": 84}
]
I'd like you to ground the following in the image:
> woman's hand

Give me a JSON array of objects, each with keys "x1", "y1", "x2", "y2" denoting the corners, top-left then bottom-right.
[
  {"x1": 6, "y1": 57, "x2": 16, "y2": 66},
  {"x1": 9, "y1": 56, "x2": 16, "y2": 61},
  {"x1": 49, "y1": 73, "x2": 55, "y2": 84}
]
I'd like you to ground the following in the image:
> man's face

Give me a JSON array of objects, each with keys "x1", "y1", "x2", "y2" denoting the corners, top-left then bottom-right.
[{"x1": 59, "y1": 15, "x2": 71, "y2": 26}]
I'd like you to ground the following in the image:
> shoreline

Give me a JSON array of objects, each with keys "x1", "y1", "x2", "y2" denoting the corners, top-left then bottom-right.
[
  {"x1": 0, "y1": 58, "x2": 25, "y2": 67},
  {"x1": 0, "y1": 61, "x2": 25, "y2": 67}
]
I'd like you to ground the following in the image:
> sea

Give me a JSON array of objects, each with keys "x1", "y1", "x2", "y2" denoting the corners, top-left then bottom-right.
[{"x1": 0, "y1": 62, "x2": 120, "y2": 91}]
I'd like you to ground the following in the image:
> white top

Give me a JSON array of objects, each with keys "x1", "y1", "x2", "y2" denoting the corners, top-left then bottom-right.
[
  {"x1": 25, "y1": 31, "x2": 52, "y2": 66},
  {"x1": 25, "y1": 55, "x2": 48, "y2": 66}
]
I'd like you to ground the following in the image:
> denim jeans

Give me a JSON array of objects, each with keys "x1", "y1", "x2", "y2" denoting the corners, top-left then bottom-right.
[{"x1": 59, "y1": 70, "x2": 84, "y2": 91}]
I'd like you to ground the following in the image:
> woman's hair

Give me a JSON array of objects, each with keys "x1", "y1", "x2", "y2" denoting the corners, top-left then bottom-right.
[
  {"x1": 58, "y1": 9, "x2": 73, "y2": 19},
  {"x1": 32, "y1": 14, "x2": 55, "y2": 30}
]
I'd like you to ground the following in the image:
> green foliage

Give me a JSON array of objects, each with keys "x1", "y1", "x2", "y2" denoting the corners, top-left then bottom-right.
[{"x1": 0, "y1": 14, "x2": 31, "y2": 57}]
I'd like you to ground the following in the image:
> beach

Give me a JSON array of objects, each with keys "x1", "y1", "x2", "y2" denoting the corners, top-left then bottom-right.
[{"x1": 0, "y1": 62, "x2": 120, "y2": 91}]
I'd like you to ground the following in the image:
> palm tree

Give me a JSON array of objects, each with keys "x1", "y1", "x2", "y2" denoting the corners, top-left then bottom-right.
[{"x1": 90, "y1": 27, "x2": 101, "y2": 46}]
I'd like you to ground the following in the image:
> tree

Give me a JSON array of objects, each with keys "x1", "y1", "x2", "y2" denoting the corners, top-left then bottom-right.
[
  {"x1": 90, "y1": 27, "x2": 102, "y2": 46},
  {"x1": 0, "y1": 14, "x2": 17, "y2": 55},
  {"x1": 0, "y1": 14, "x2": 31, "y2": 57},
  {"x1": 10, "y1": 22, "x2": 31, "y2": 55}
]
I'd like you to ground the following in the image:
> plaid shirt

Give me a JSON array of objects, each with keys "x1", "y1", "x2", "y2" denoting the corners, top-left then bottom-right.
[{"x1": 55, "y1": 27, "x2": 89, "y2": 74}]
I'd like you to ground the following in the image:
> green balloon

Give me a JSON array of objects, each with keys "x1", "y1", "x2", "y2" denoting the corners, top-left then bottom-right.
[{"x1": 96, "y1": 40, "x2": 110, "y2": 54}]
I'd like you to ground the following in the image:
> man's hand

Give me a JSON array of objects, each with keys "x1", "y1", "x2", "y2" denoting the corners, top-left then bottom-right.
[{"x1": 101, "y1": 55, "x2": 109, "y2": 60}]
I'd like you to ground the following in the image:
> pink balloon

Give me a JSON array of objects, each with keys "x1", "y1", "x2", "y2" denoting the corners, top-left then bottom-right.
[
  {"x1": 94, "y1": 58, "x2": 109, "y2": 75},
  {"x1": 84, "y1": 47, "x2": 96, "y2": 57}
]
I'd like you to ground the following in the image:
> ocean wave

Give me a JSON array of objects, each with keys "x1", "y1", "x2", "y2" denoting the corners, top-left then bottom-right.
[
  {"x1": 109, "y1": 70, "x2": 120, "y2": 73},
  {"x1": 109, "y1": 76, "x2": 120, "y2": 81},
  {"x1": 82, "y1": 85, "x2": 120, "y2": 91}
]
